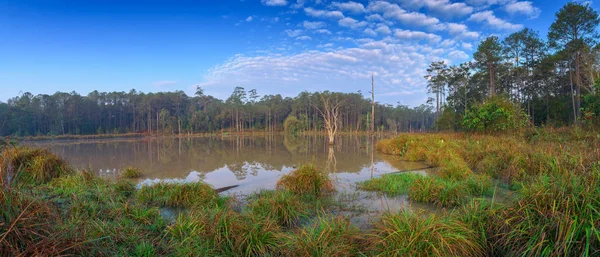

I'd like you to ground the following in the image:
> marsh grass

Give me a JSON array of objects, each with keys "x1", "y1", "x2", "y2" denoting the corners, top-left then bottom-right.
[
  {"x1": 3, "y1": 128, "x2": 600, "y2": 256},
  {"x1": 120, "y1": 166, "x2": 142, "y2": 179},
  {"x1": 169, "y1": 206, "x2": 282, "y2": 256},
  {"x1": 276, "y1": 164, "x2": 334, "y2": 197},
  {"x1": 247, "y1": 190, "x2": 308, "y2": 227},
  {"x1": 371, "y1": 210, "x2": 484, "y2": 257},
  {"x1": 136, "y1": 182, "x2": 219, "y2": 208},
  {"x1": 0, "y1": 146, "x2": 72, "y2": 185},
  {"x1": 282, "y1": 214, "x2": 363, "y2": 257},
  {"x1": 357, "y1": 173, "x2": 422, "y2": 196},
  {"x1": 488, "y1": 169, "x2": 600, "y2": 257},
  {"x1": 0, "y1": 188, "x2": 85, "y2": 256}
]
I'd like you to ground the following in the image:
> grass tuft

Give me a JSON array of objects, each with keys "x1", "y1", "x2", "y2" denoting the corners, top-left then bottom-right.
[
  {"x1": 371, "y1": 211, "x2": 484, "y2": 257},
  {"x1": 282, "y1": 215, "x2": 362, "y2": 257},
  {"x1": 0, "y1": 146, "x2": 72, "y2": 185},
  {"x1": 247, "y1": 190, "x2": 307, "y2": 227},
  {"x1": 276, "y1": 164, "x2": 334, "y2": 197},
  {"x1": 120, "y1": 167, "x2": 142, "y2": 179},
  {"x1": 136, "y1": 182, "x2": 219, "y2": 208}
]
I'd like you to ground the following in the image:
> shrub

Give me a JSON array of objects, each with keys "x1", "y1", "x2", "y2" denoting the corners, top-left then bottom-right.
[
  {"x1": 284, "y1": 115, "x2": 304, "y2": 135},
  {"x1": 462, "y1": 96, "x2": 529, "y2": 134},
  {"x1": 276, "y1": 165, "x2": 334, "y2": 197}
]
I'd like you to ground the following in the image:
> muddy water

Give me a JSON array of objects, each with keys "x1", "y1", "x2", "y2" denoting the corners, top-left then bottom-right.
[{"x1": 27, "y1": 135, "x2": 433, "y2": 218}]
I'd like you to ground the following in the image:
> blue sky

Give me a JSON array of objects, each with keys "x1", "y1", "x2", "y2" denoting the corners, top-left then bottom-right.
[{"x1": 0, "y1": 0, "x2": 596, "y2": 106}]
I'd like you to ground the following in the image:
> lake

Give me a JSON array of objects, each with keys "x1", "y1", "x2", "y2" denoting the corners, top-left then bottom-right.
[{"x1": 26, "y1": 135, "x2": 434, "y2": 223}]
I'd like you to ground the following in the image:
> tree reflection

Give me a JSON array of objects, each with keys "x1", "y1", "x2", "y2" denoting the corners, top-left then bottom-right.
[{"x1": 32, "y1": 135, "x2": 389, "y2": 180}]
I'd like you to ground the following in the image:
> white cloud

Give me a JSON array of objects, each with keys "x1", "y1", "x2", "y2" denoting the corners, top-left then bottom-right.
[
  {"x1": 366, "y1": 14, "x2": 386, "y2": 22},
  {"x1": 462, "y1": 42, "x2": 473, "y2": 50},
  {"x1": 445, "y1": 23, "x2": 480, "y2": 39},
  {"x1": 261, "y1": 0, "x2": 288, "y2": 6},
  {"x1": 331, "y1": 1, "x2": 366, "y2": 13},
  {"x1": 303, "y1": 21, "x2": 326, "y2": 29},
  {"x1": 315, "y1": 29, "x2": 332, "y2": 34},
  {"x1": 284, "y1": 29, "x2": 303, "y2": 37},
  {"x1": 394, "y1": 29, "x2": 441, "y2": 43},
  {"x1": 296, "y1": 36, "x2": 312, "y2": 40},
  {"x1": 449, "y1": 50, "x2": 469, "y2": 59},
  {"x1": 304, "y1": 7, "x2": 345, "y2": 19},
  {"x1": 364, "y1": 28, "x2": 377, "y2": 36},
  {"x1": 317, "y1": 43, "x2": 334, "y2": 48},
  {"x1": 468, "y1": 11, "x2": 523, "y2": 31},
  {"x1": 338, "y1": 17, "x2": 368, "y2": 29},
  {"x1": 197, "y1": 42, "x2": 457, "y2": 106},
  {"x1": 396, "y1": 0, "x2": 473, "y2": 18},
  {"x1": 367, "y1": 1, "x2": 441, "y2": 29},
  {"x1": 375, "y1": 24, "x2": 391, "y2": 34},
  {"x1": 246, "y1": 16, "x2": 253, "y2": 22},
  {"x1": 505, "y1": 1, "x2": 541, "y2": 19}
]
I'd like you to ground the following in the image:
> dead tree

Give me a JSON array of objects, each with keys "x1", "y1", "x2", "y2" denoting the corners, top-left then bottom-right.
[{"x1": 314, "y1": 93, "x2": 345, "y2": 145}]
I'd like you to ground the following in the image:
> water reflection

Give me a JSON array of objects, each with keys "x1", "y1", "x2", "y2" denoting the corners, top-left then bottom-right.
[{"x1": 28, "y1": 135, "x2": 428, "y2": 195}]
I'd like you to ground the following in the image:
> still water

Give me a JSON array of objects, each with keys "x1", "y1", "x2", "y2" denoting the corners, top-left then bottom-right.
[{"x1": 27, "y1": 135, "x2": 433, "y2": 222}]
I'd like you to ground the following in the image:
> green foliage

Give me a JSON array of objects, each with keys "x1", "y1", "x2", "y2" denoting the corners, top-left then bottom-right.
[
  {"x1": 462, "y1": 96, "x2": 528, "y2": 133},
  {"x1": 283, "y1": 115, "x2": 303, "y2": 135},
  {"x1": 436, "y1": 107, "x2": 462, "y2": 131},
  {"x1": 582, "y1": 93, "x2": 600, "y2": 126}
]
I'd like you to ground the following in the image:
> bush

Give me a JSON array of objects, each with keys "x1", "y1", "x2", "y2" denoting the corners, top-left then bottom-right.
[
  {"x1": 463, "y1": 96, "x2": 529, "y2": 134},
  {"x1": 284, "y1": 115, "x2": 304, "y2": 135}
]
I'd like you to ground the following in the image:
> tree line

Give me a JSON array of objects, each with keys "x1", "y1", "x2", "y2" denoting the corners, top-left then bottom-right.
[
  {"x1": 426, "y1": 2, "x2": 600, "y2": 129},
  {"x1": 0, "y1": 87, "x2": 435, "y2": 137}
]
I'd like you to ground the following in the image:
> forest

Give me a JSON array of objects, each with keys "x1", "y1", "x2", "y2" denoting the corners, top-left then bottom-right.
[
  {"x1": 0, "y1": 88, "x2": 435, "y2": 137},
  {"x1": 426, "y1": 2, "x2": 600, "y2": 130}
]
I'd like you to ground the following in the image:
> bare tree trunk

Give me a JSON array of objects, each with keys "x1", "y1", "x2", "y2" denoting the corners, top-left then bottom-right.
[
  {"x1": 570, "y1": 69, "x2": 577, "y2": 124},
  {"x1": 371, "y1": 75, "x2": 375, "y2": 135}
]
